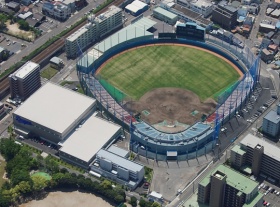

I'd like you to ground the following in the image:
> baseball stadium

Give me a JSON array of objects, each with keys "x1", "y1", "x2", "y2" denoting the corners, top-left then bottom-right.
[{"x1": 76, "y1": 17, "x2": 259, "y2": 161}]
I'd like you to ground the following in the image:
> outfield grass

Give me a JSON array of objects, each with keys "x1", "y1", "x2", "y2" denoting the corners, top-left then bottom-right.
[{"x1": 99, "y1": 45, "x2": 240, "y2": 101}]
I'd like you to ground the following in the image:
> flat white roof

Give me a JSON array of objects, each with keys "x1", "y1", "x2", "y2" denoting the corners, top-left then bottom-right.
[
  {"x1": 59, "y1": 116, "x2": 121, "y2": 163},
  {"x1": 150, "y1": 191, "x2": 163, "y2": 199},
  {"x1": 125, "y1": 4, "x2": 141, "y2": 13},
  {"x1": 240, "y1": 134, "x2": 280, "y2": 162},
  {"x1": 12, "y1": 61, "x2": 39, "y2": 79},
  {"x1": 107, "y1": 145, "x2": 129, "y2": 157},
  {"x1": 67, "y1": 27, "x2": 89, "y2": 42},
  {"x1": 14, "y1": 82, "x2": 96, "y2": 134}
]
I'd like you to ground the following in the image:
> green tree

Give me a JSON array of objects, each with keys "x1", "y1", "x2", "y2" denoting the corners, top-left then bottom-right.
[
  {"x1": 17, "y1": 181, "x2": 32, "y2": 194},
  {"x1": 31, "y1": 175, "x2": 48, "y2": 191},
  {"x1": 0, "y1": 139, "x2": 21, "y2": 161},
  {"x1": 17, "y1": 20, "x2": 29, "y2": 31},
  {"x1": 100, "y1": 180, "x2": 112, "y2": 190},
  {"x1": 130, "y1": 196, "x2": 137, "y2": 207},
  {"x1": 0, "y1": 14, "x2": 7, "y2": 29},
  {"x1": 7, "y1": 126, "x2": 14, "y2": 139},
  {"x1": 151, "y1": 202, "x2": 161, "y2": 207},
  {"x1": 114, "y1": 194, "x2": 125, "y2": 204}
]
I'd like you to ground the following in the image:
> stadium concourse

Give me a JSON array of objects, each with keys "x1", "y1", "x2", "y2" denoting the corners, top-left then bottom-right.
[{"x1": 77, "y1": 17, "x2": 260, "y2": 161}]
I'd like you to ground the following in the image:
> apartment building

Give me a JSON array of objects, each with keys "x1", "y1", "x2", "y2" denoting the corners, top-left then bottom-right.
[
  {"x1": 9, "y1": 61, "x2": 41, "y2": 101},
  {"x1": 42, "y1": 2, "x2": 71, "y2": 21},
  {"x1": 262, "y1": 103, "x2": 280, "y2": 137},
  {"x1": 212, "y1": 4, "x2": 238, "y2": 30},
  {"x1": 231, "y1": 134, "x2": 280, "y2": 183},
  {"x1": 189, "y1": 0, "x2": 213, "y2": 17},
  {"x1": 198, "y1": 164, "x2": 263, "y2": 207},
  {"x1": 65, "y1": 5, "x2": 122, "y2": 58}
]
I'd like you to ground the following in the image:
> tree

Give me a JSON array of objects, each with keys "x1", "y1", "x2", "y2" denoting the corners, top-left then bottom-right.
[
  {"x1": 17, "y1": 181, "x2": 32, "y2": 194},
  {"x1": 7, "y1": 126, "x2": 15, "y2": 139},
  {"x1": 100, "y1": 180, "x2": 112, "y2": 190},
  {"x1": 151, "y1": 202, "x2": 161, "y2": 207},
  {"x1": 31, "y1": 175, "x2": 48, "y2": 191},
  {"x1": 17, "y1": 20, "x2": 29, "y2": 31},
  {"x1": 129, "y1": 196, "x2": 137, "y2": 207},
  {"x1": 0, "y1": 14, "x2": 7, "y2": 30},
  {"x1": 1, "y1": 51, "x2": 9, "y2": 61},
  {"x1": 0, "y1": 139, "x2": 21, "y2": 161},
  {"x1": 114, "y1": 194, "x2": 125, "y2": 204}
]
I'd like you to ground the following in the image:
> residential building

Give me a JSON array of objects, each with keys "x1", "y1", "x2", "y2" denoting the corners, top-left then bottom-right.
[
  {"x1": 9, "y1": 61, "x2": 41, "y2": 101},
  {"x1": 13, "y1": 82, "x2": 96, "y2": 143},
  {"x1": 189, "y1": 0, "x2": 213, "y2": 17},
  {"x1": 212, "y1": 4, "x2": 238, "y2": 30},
  {"x1": 176, "y1": 21, "x2": 205, "y2": 40},
  {"x1": 259, "y1": 23, "x2": 276, "y2": 33},
  {"x1": 260, "y1": 48, "x2": 274, "y2": 63},
  {"x1": 42, "y1": 2, "x2": 71, "y2": 21},
  {"x1": 91, "y1": 149, "x2": 144, "y2": 190},
  {"x1": 198, "y1": 164, "x2": 263, "y2": 207},
  {"x1": 153, "y1": 7, "x2": 178, "y2": 25},
  {"x1": 262, "y1": 103, "x2": 280, "y2": 137},
  {"x1": 65, "y1": 5, "x2": 122, "y2": 58},
  {"x1": 50, "y1": 56, "x2": 64, "y2": 69},
  {"x1": 231, "y1": 134, "x2": 280, "y2": 183},
  {"x1": 7, "y1": 2, "x2": 20, "y2": 12}
]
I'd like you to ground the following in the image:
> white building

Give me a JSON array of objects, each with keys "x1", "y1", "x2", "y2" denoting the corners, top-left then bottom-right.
[
  {"x1": 189, "y1": 0, "x2": 213, "y2": 17},
  {"x1": 59, "y1": 116, "x2": 122, "y2": 169},
  {"x1": 9, "y1": 61, "x2": 41, "y2": 101},
  {"x1": 91, "y1": 149, "x2": 144, "y2": 190},
  {"x1": 42, "y1": 2, "x2": 71, "y2": 21},
  {"x1": 13, "y1": 82, "x2": 96, "y2": 143},
  {"x1": 65, "y1": 5, "x2": 122, "y2": 58}
]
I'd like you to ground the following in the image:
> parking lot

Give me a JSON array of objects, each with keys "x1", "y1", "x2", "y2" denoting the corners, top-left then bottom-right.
[{"x1": 259, "y1": 180, "x2": 280, "y2": 206}]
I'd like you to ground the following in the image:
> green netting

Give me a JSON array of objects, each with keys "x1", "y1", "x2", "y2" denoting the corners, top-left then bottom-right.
[
  {"x1": 98, "y1": 78, "x2": 127, "y2": 102},
  {"x1": 214, "y1": 80, "x2": 240, "y2": 104}
]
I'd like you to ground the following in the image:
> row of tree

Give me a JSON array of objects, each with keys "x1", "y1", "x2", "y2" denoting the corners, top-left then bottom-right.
[{"x1": 0, "y1": 139, "x2": 126, "y2": 206}]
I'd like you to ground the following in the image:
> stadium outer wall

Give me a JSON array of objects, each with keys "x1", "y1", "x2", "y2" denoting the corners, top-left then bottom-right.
[{"x1": 77, "y1": 35, "x2": 259, "y2": 161}]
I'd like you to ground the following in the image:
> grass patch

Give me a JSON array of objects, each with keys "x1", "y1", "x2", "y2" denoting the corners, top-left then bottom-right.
[
  {"x1": 0, "y1": 159, "x2": 7, "y2": 187},
  {"x1": 99, "y1": 45, "x2": 240, "y2": 101},
  {"x1": 41, "y1": 66, "x2": 58, "y2": 80},
  {"x1": 144, "y1": 166, "x2": 153, "y2": 183}
]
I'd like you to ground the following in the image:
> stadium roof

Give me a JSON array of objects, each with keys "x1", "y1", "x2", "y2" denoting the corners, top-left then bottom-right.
[
  {"x1": 153, "y1": 7, "x2": 178, "y2": 20},
  {"x1": 14, "y1": 82, "x2": 96, "y2": 134},
  {"x1": 11, "y1": 61, "x2": 39, "y2": 79},
  {"x1": 240, "y1": 133, "x2": 280, "y2": 162},
  {"x1": 94, "y1": 17, "x2": 156, "y2": 53},
  {"x1": 200, "y1": 164, "x2": 258, "y2": 194},
  {"x1": 59, "y1": 116, "x2": 121, "y2": 163},
  {"x1": 97, "y1": 149, "x2": 143, "y2": 172}
]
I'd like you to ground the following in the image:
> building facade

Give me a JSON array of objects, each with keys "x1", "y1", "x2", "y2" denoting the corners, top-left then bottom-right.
[
  {"x1": 189, "y1": 0, "x2": 213, "y2": 17},
  {"x1": 9, "y1": 61, "x2": 41, "y2": 101},
  {"x1": 42, "y1": 2, "x2": 71, "y2": 21},
  {"x1": 212, "y1": 4, "x2": 238, "y2": 30},
  {"x1": 198, "y1": 164, "x2": 263, "y2": 207},
  {"x1": 262, "y1": 103, "x2": 280, "y2": 137},
  {"x1": 65, "y1": 5, "x2": 122, "y2": 58},
  {"x1": 231, "y1": 134, "x2": 280, "y2": 183}
]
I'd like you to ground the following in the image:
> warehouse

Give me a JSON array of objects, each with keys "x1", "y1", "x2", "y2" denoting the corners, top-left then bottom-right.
[
  {"x1": 125, "y1": 0, "x2": 148, "y2": 16},
  {"x1": 153, "y1": 7, "x2": 178, "y2": 25},
  {"x1": 59, "y1": 116, "x2": 122, "y2": 169},
  {"x1": 13, "y1": 82, "x2": 96, "y2": 144}
]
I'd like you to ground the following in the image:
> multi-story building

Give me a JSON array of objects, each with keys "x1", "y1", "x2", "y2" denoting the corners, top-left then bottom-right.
[
  {"x1": 65, "y1": 5, "x2": 122, "y2": 58},
  {"x1": 153, "y1": 7, "x2": 178, "y2": 25},
  {"x1": 262, "y1": 103, "x2": 280, "y2": 137},
  {"x1": 231, "y1": 134, "x2": 280, "y2": 183},
  {"x1": 42, "y1": 2, "x2": 71, "y2": 21},
  {"x1": 91, "y1": 149, "x2": 144, "y2": 190},
  {"x1": 9, "y1": 61, "x2": 41, "y2": 101},
  {"x1": 189, "y1": 0, "x2": 213, "y2": 17},
  {"x1": 212, "y1": 4, "x2": 238, "y2": 30},
  {"x1": 198, "y1": 164, "x2": 263, "y2": 207}
]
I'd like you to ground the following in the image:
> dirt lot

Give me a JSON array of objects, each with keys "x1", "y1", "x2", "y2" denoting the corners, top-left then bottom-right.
[
  {"x1": 20, "y1": 191, "x2": 114, "y2": 207},
  {"x1": 124, "y1": 87, "x2": 216, "y2": 127}
]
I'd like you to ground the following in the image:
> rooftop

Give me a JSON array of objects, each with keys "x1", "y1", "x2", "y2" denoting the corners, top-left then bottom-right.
[
  {"x1": 241, "y1": 134, "x2": 280, "y2": 162},
  {"x1": 153, "y1": 7, "x2": 178, "y2": 19},
  {"x1": 59, "y1": 116, "x2": 121, "y2": 162},
  {"x1": 11, "y1": 61, "x2": 39, "y2": 79},
  {"x1": 67, "y1": 26, "x2": 89, "y2": 42},
  {"x1": 13, "y1": 82, "x2": 96, "y2": 134},
  {"x1": 200, "y1": 164, "x2": 259, "y2": 195},
  {"x1": 96, "y1": 5, "x2": 121, "y2": 23},
  {"x1": 231, "y1": 145, "x2": 246, "y2": 155},
  {"x1": 50, "y1": 56, "x2": 63, "y2": 65},
  {"x1": 263, "y1": 109, "x2": 280, "y2": 124},
  {"x1": 107, "y1": 145, "x2": 129, "y2": 157},
  {"x1": 97, "y1": 149, "x2": 143, "y2": 172},
  {"x1": 191, "y1": 0, "x2": 212, "y2": 8}
]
